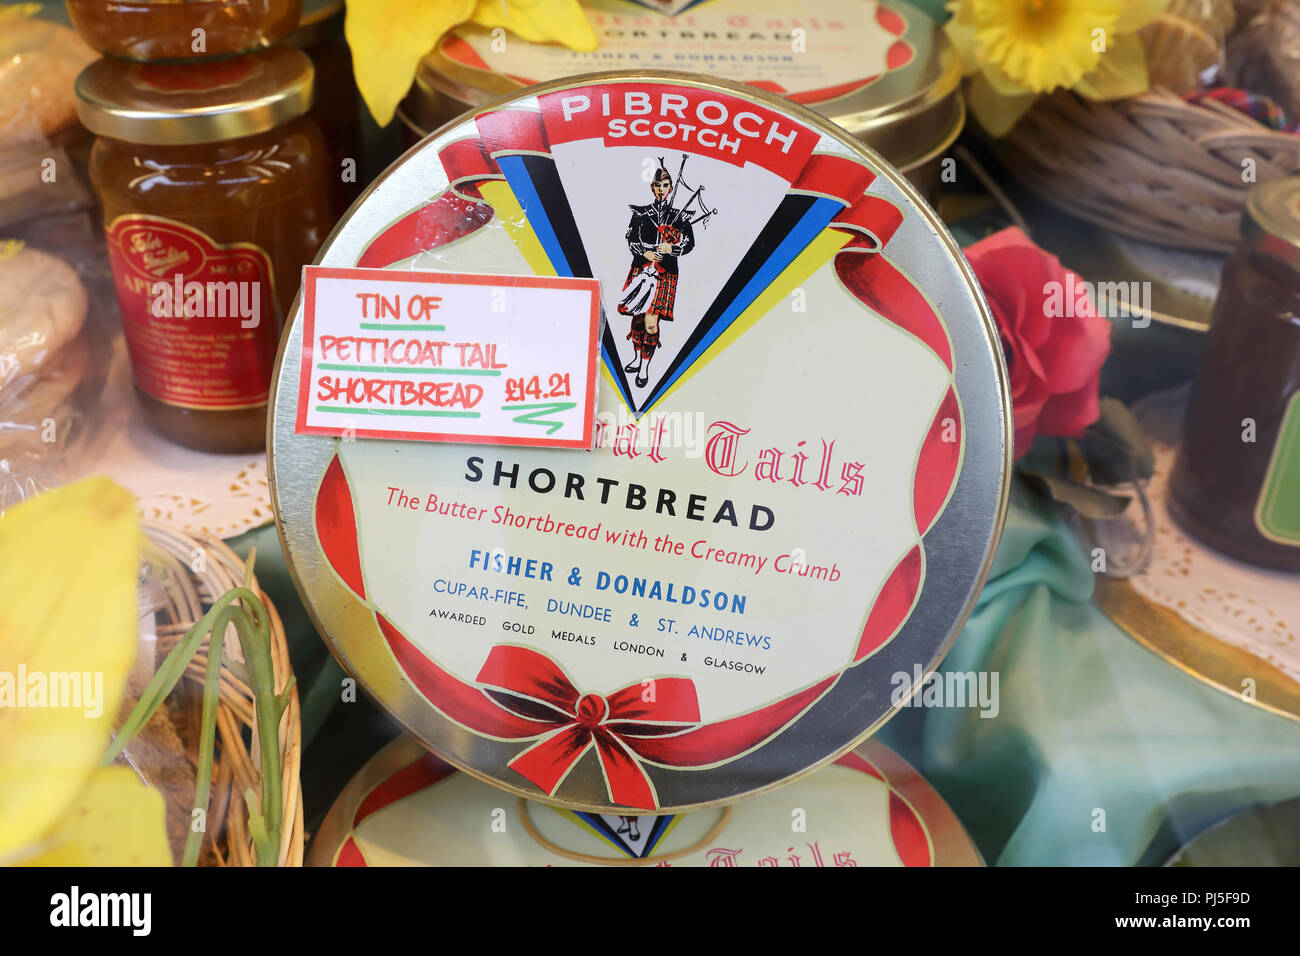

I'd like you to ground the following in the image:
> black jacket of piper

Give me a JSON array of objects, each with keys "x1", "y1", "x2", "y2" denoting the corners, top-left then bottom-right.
[{"x1": 625, "y1": 202, "x2": 695, "y2": 276}]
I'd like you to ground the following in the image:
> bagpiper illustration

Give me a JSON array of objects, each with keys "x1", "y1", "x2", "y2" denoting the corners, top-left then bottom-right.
[{"x1": 617, "y1": 155, "x2": 716, "y2": 389}]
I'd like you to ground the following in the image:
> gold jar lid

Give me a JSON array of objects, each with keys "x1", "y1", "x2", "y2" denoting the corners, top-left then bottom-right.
[
  {"x1": 75, "y1": 45, "x2": 314, "y2": 146},
  {"x1": 1243, "y1": 177, "x2": 1300, "y2": 273},
  {"x1": 407, "y1": 0, "x2": 962, "y2": 173}
]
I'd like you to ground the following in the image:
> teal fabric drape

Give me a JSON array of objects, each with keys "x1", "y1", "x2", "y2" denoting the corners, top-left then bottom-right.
[{"x1": 875, "y1": 479, "x2": 1300, "y2": 865}]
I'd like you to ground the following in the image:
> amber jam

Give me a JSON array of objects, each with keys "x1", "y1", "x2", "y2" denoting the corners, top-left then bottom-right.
[
  {"x1": 1170, "y1": 179, "x2": 1300, "y2": 572},
  {"x1": 77, "y1": 48, "x2": 331, "y2": 453},
  {"x1": 67, "y1": 0, "x2": 302, "y2": 62}
]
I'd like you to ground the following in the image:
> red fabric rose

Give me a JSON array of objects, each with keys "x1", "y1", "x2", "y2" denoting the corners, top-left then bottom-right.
[{"x1": 964, "y1": 228, "x2": 1111, "y2": 459}]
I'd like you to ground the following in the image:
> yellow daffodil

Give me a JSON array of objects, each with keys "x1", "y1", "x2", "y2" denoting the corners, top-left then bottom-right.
[
  {"x1": 946, "y1": 0, "x2": 1170, "y2": 136},
  {"x1": 469, "y1": 0, "x2": 598, "y2": 48},
  {"x1": 345, "y1": 0, "x2": 598, "y2": 127},
  {"x1": 0, "y1": 478, "x2": 169, "y2": 866}
]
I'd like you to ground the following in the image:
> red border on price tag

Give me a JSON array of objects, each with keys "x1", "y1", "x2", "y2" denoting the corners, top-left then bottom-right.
[{"x1": 294, "y1": 267, "x2": 603, "y2": 449}]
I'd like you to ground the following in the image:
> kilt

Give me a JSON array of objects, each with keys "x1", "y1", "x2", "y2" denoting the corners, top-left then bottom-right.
[{"x1": 618, "y1": 264, "x2": 677, "y2": 320}]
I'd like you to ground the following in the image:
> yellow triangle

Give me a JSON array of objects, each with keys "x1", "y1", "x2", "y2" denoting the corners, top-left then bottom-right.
[
  {"x1": 478, "y1": 179, "x2": 557, "y2": 278},
  {"x1": 647, "y1": 227, "x2": 853, "y2": 412}
]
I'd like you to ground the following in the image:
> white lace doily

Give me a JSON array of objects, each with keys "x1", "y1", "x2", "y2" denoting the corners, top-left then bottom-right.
[
  {"x1": 1120, "y1": 386, "x2": 1300, "y2": 683},
  {"x1": 72, "y1": 337, "x2": 273, "y2": 539}
]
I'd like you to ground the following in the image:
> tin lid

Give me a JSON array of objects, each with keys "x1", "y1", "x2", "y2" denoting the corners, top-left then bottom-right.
[
  {"x1": 413, "y1": 0, "x2": 962, "y2": 171},
  {"x1": 1243, "y1": 178, "x2": 1300, "y2": 274},
  {"x1": 75, "y1": 46, "x2": 314, "y2": 145},
  {"x1": 268, "y1": 71, "x2": 1010, "y2": 814},
  {"x1": 308, "y1": 735, "x2": 983, "y2": 866}
]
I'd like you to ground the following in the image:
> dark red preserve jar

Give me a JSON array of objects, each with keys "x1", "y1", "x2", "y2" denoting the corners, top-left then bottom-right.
[{"x1": 1169, "y1": 178, "x2": 1300, "y2": 571}]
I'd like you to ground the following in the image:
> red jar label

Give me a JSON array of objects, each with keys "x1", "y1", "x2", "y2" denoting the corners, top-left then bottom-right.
[{"x1": 105, "y1": 215, "x2": 278, "y2": 410}]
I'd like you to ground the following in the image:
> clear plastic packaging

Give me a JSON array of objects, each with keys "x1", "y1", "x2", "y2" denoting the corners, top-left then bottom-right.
[
  {"x1": 0, "y1": 213, "x2": 117, "y2": 487},
  {"x1": 0, "y1": 15, "x2": 96, "y2": 227},
  {"x1": 0, "y1": 14, "x2": 115, "y2": 497}
]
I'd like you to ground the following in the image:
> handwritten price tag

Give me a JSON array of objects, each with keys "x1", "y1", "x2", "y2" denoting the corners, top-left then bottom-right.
[{"x1": 295, "y1": 267, "x2": 602, "y2": 448}]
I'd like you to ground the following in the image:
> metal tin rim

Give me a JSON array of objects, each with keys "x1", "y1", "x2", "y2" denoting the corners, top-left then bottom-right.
[
  {"x1": 306, "y1": 735, "x2": 983, "y2": 866},
  {"x1": 896, "y1": 93, "x2": 964, "y2": 175},
  {"x1": 412, "y1": 0, "x2": 962, "y2": 170},
  {"x1": 268, "y1": 69, "x2": 1011, "y2": 814},
  {"x1": 819, "y1": 28, "x2": 962, "y2": 132}
]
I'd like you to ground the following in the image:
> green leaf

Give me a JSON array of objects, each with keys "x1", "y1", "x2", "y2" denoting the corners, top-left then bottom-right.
[
  {"x1": 1021, "y1": 470, "x2": 1132, "y2": 518},
  {"x1": 1078, "y1": 398, "x2": 1155, "y2": 485}
]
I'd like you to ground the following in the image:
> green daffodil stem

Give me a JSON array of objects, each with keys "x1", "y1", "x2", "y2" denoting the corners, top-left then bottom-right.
[
  {"x1": 180, "y1": 596, "x2": 285, "y2": 866},
  {"x1": 230, "y1": 592, "x2": 288, "y2": 865},
  {"x1": 244, "y1": 788, "x2": 275, "y2": 866},
  {"x1": 104, "y1": 586, "x2": 262, "y2": 767},
  {"x1": 106, "y1": 551, "x2": 290, "y2": 866},
  {"x1": 182, "y1": 611, "x2": 226, "y2": 867}
]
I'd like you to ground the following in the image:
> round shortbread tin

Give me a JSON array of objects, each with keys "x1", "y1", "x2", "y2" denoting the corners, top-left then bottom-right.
[
  {"x1": 399, "y1": 0, "x2": 963, "y2": 191},
  {"x1": 269, "y1": 71, "x2": 1009, "y2": 813},
  {"x1": 309, "y1": 735, "x2": 982, "y2": 866}
]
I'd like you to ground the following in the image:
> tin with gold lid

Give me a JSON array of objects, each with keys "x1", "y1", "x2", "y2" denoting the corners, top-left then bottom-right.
[
  {"x1": 399, "y1": 0, "x2": 962, "y2": 195},
  {"x1": 269, "y1": 70, "x2": 1009, "y2": 813}
]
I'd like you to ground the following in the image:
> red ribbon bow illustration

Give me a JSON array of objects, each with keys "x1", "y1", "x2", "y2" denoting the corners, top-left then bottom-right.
[{"x1": 477, "y1": 645, "x2": 701, "y2": 809}]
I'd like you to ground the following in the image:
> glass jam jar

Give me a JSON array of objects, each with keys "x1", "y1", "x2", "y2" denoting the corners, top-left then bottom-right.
[
  {"x1": 288, "y1": 0, "x2": 359, "y2": 221},
  {"x1": 1169, "y1": 178, "x2": 1300, "y2": 572},
  {"x1": 76, "y1": 46, "x2": 332, "y2": 452},
  {"x1": 66, "y1": 0, "x2": 303, "y2": 62}
]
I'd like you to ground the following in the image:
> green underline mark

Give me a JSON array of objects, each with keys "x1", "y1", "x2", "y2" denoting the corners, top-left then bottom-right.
[
  {"x1": 314, "y1": 406, "x2": 480, "y2": 418},
  {"x1": 358, "y1": 323, "x2": 446, "y2": 331},
  {"x1": 317, "y1": 363, "x2": 501, "y2": 376},
  {"x1": 502, "y1": 401, "x2": 577, "y2": 436}
]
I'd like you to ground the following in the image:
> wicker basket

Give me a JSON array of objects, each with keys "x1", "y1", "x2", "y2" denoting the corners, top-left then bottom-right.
[
  {"x1": 999, "y1": 87, "x2": 1300, "y2": 252},
  {"x1": 136, "y1": 522, "x2": 303, "y2": 866}
]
